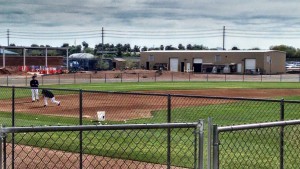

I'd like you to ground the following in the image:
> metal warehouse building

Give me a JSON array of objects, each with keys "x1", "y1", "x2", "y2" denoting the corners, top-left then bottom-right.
[{"x1": 140, "y1": 50, "x2": 286, "y2": 74}]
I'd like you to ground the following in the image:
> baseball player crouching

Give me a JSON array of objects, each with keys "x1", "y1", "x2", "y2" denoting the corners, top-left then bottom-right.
[{"x1": 41, "y1": 89, "x2": 61, "y2": 107}]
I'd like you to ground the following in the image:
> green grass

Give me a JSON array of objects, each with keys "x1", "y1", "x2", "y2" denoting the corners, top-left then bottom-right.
[
  {"x1": 2, "y1": 97, "x2": 300, "y2": 167},
  {"x1": 1, "y1": 81, "x2": 300, "y2": 167},
  {"x1": 43, "y1": 81, "x2": 300, "y2": 91}
]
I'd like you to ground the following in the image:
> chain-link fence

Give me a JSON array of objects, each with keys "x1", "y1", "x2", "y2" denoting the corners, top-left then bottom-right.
[
  {"x1": 1, "y1": 72, "x2": 300, "y2": 86},
  {"x1": 0, "y1": 122, "x2": 203, "y2": 169},
  {"x1": 212, "y1": 120, "x2": 300, "y2": 169},
  {"x1": 1, "y1": 86, "x2": 300, "y2": 127}
]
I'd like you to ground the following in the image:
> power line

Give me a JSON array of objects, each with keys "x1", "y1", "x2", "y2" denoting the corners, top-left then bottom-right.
[
  {"x1": 106, "y1": 28, "x2": 222, "y2": 33},
  {"x1": 227, "y1": 34, "x2": 300, "y2": 39},
  {"x1": 105, "y1": 35, "x2": 222, "y2": 39}
]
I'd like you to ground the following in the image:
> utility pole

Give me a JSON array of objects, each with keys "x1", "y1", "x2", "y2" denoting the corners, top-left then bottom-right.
[
  {"x1": 7, "y1": 29, "x2": 10, "y2": 46},
  {"x1": 101, "y1": 27, "x2": 104, "y2": 56},
  {"x1": 223, "y1": 26, "x2": 225, "y2": 50}
]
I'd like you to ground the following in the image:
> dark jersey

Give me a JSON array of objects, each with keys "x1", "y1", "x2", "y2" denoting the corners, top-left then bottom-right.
[
  {"x1": 42, "y1": 90, "x2": 54, "y2": 98},
  {"x1": 30, "y1": 79, "x2": 39, "y2": 88}
]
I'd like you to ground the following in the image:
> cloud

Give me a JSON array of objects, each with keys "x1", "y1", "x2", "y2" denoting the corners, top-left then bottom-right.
[{"x1": 1, "y1": 0, "x2": 300, "y2": 49}]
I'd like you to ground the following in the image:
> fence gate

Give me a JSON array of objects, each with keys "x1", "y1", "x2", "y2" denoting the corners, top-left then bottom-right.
[{"x1": 0, "y1": 122, "x2": 204, "y2": 169}]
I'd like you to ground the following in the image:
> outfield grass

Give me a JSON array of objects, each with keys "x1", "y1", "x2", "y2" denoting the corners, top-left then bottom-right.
[{"x1": 43, "y1": 81, "x2": 300, "y2": 91}]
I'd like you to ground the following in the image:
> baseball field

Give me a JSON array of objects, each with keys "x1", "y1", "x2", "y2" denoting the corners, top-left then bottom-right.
[{"x1": 1, "y1": 81, "x2": 300, "y2": 168}]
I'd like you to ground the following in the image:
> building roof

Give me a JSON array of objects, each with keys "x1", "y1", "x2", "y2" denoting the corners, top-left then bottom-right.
[
  {"x1": 69, "y1": 53, "x2": 95, "y2": 59},
  {"x1": 0, "y1": 49, "x2": 18, "y2": 55},
  {"x1": 142, "y1": 50, "x2": 285, "y2": 53}
]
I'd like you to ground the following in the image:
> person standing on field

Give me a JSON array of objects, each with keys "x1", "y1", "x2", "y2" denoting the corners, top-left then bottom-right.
[
  {"x1": 30, "y1": 74, "x2": 39, "y2": 102},
  {"x1": 41, "y1": 89, "x2": 61, "y2": 107}
]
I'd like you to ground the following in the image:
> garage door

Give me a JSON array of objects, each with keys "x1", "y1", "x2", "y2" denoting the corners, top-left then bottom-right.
[
  {"x1": 193, "y1": 58, "x2": 203, "y2": 63},
  {"x1": 245, "y1": 59, "x2": 256, "y2": 70},
  {"x1": 170, "y1": 58, "x2": 179, "y2": 72}
]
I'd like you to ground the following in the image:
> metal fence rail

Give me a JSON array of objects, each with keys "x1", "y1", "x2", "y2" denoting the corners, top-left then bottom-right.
[
  {"x1": 0, "y1": 122, "x2": 204, "y2": 169},
  {"x1": 1, "y1": 86, "x2": 300, "y2": 128},
  {"x1": 1, "y1": 72, "x2": 300, "y2": 86},
  {"x1": 212, "y1": 120, "x2": 300, "y2": 169}
]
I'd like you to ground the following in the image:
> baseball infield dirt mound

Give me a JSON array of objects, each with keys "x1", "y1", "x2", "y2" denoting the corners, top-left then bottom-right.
[{"x1": 1, "y1": 89, "x2": 299, "y2": 121}]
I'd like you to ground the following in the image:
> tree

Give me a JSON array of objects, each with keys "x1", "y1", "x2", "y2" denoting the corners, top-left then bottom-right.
[
  {"x1": 160, "y1": 45, "x2": 164, "y2": 50},
  {"x1": 270, "y1": 45, "x2": 297, "y2": 58},
  {"x1": 69, "y1": 45, "x2": 82, "y2": 55},
  {"x1": 249, "y1": 47, "x2": 260, "y2": 50},
  {"x1": 186, "y1": 44, "x2": 192, "y2": 50},
  {"x1": 31, "y1": 44, "x2": 39, "y2": 47},
  {"x1": 62, "y1": 43, "x2": 69, "y2": 48},
  {"x1": 232, "y1": 46, "x2": 239, "y2": 50},
  {"x1": 123, "y1": 44, "x2": 131, "y2": 52},
  {"x1": 165, "y1": 45, "x2": 177, "y2": 50},
  {"x1": 191, "y1": 44, "x2": 208, "y2": 50},
  {"x1": 133, "y1": 45, "x2": 140, "y2": 53},
  {"x1": 82, "y1": 41, "x2": 89, "y2": 49},
  {"x1": 141, "y1": 46, "x2": 148, "y2": 51},
  {"x1": 178, "y1": 44, "x2": 185, "y2": 50},
  {"x1": 84, "y1": 47, "x2": 94, "y2": 54},
  {"x1": 9, "y1": 43, "x2": 16, "y2": 46},
  {"x1": 116, "y1": 43, "x2": 123, "y2": 56},
  {"x1": 96, "y1": 59, "x2": 110, "y2": 70},
  {"x1": 47, "y1": 50, "x2": 58, "y2": 56}
]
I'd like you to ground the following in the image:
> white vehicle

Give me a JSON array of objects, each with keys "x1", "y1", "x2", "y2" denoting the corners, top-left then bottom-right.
[{"x1": 286, "y1": 62, "x2": 300, "y2": 72}]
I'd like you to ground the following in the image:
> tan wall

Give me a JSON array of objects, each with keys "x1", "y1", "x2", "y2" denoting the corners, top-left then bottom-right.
[
  {"x1": 140, "y1": 51, "x2": 286, "y2": 74},
  {"x1": 263, "y1": 51, "x2": 286, "y2": 74},
  {"x1": 0, "y1": 56, "x2": 64, "y2": 67}
]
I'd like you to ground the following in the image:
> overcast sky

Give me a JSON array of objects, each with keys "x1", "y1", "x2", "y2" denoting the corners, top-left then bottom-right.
[{"x1": 1, "y1": 0, "x2": 300, "y2": 50}]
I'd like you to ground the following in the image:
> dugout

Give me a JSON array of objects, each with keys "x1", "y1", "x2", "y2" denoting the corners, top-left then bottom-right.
[{"x1": 0, "y1": 46, "x2": 68, "y2": 71}]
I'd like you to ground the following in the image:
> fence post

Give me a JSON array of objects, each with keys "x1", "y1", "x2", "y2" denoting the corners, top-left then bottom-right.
[
  {"x1": 212, "y1": 125, "x2": 219, "y2": 169},
  {"x1": 138, "y1": 73, "x2": 140, "y2": 83},
  {"x1": 225, "y1": 74, "x2": 226, "y2": 82},
  {"x1": 79, "y1": 89, "x2": 83, "y2": 169},
  {"x1": 207, "y1": 117, "x2": 213, "y2": 169},
  {"x1": 105, "y1": 73, "x2": 107, "y2": 83},
  {"x1": 154, "y1": 72, "x2": 156, "y2": 82},
  {"x1": 6, "y1": 76, "x2": 8, "y2": 86},
  {"x1": 172, "y1": 72, "x2": 173, "y2": 82},
  {"x1": 74, "y1": 73, "x2": 76, "y2": 84},
  {"x1": 261, "y1": 74, "x2": 263, "y2": 82},
  {"x1": 25, "y1": 75, "x2": 27, "y2": 86},
  {"x1": 167, "y1": 94, "x2": 171, "y2": 123},
  {"x1": 42, "y1": 75, "x2": 44, "y2": 86},
  {"x1": 206, "y1": 73, "x2": 208, "y2": 82},
  {"x1": 3, "y1": 132, "x2": 6, "y2": 169},
  {"x1": 198, "y1": 120, "x2": 204, "y2": 169},
  {"x1": 11, "y1": 86, "x2": 15, "y2": 169},
  {"x1": 243, "y1": 74, "x2": 245, "y2": 82},
  {"x1": 121, "y1": 73, "x2": 123, "y2": 83},
  {"x1": 167, "y1": 94, "x2": 171, "y2": 169},
  {"x1": 0, "y1": 126, "x2": 3, "y2": 169},
  {"x1": 189, "y1": 72, "x2": 191, "y2": 82},
  {"x1": 280, "y1": 99, "x2": 284, "y2": 169},
  {"x1": 90, "y1": 74, "x2": 92, "y2": 84},
  {"x1": 58, "y1": 74, "x2": 61, "y2": 85},
  {"x1": 280, "y1": 74, "x2": 282, "y2": 82}
]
